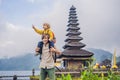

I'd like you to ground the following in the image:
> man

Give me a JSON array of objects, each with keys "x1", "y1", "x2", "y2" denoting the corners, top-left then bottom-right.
[{"x1": 35, "y1": 34, "x2": 61, "y2": 80}]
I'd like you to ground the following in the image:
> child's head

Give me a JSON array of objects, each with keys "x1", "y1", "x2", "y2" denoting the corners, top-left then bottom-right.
[
  {"x1": 42, "y1": 34, "x2": 50, "y2": 44},
  {"x1": 43, "y1": 23, "x2": 50, "y2": 30}
]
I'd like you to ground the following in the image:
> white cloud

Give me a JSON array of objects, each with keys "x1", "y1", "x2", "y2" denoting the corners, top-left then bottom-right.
[
  {"x1": 0, "y1": 41, "x2": 15, "y2": 47},
  {"x1": 6, "y1": 22, "x2": 19, "y2": 31},
  {"x1": 0, "y1": 22, "x2": 39, "y2": 58},
  {"x1": 0, "y1": 0, "x2": 120, "y2": 58},
  {"x1": 26, "y1": 0, "x2": 120, "y2": 55}
]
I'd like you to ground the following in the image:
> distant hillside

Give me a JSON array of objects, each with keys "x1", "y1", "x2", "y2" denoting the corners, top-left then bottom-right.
[
  {"x1": 0, "y1": 48, "x2": 118, "y2": 70},
  {"x1": 117, "y1": 56, "x2": 120, "y2": 63},
  {"x1": 87, "y1": 48, "x2": 113, "y2": 63},
  {"x1": 0, "y1": 53, "x2": 40, "y2": 70}
]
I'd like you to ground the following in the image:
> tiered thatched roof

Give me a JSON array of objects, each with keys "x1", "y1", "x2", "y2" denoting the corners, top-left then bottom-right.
[{"x1": 61, "y1": 5, "x2": 93, "y2": 58}]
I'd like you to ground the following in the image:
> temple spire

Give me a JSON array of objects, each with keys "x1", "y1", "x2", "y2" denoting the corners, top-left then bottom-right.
[
  {"x1": 63, "y1": 5, "x2": 86, "y2": 50},
  {"x1": 61, "y1": 5, "x2": 94, "y2": 69},
  {"x1": 112, "y1": 49, "x2": 118, "y2": 69}
]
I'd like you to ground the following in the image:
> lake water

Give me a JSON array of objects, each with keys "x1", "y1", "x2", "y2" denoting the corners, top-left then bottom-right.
[{"x1": 0, "y1": 71, "x2": 40, "y2": 80}]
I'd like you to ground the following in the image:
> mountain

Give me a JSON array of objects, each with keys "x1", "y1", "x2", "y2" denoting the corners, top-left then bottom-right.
[
  {"x1": 0, "y1": 53, "x2": 40, "y2": 70},
  {"x1": 117, "y1": 56, "x2": 120, "y2": 63},
  {"x1": 86, "y1": 48, "x2": 113, "y2": 63},
  {"x1": 0, "y1": 48, "x2": 118, "y2": 70}
]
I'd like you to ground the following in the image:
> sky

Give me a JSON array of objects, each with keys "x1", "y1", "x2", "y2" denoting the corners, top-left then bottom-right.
[{"x1": 0, "y1": 0, "x2": 120, "y2": 58}]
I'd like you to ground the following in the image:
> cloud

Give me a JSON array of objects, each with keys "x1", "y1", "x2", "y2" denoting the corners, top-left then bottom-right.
[
  {"x1": 0, "y1": 0, "x2": 120, "y2": 58},
  {"x1": 76, "y1": 0, "x2": 120, "y2": 55},
  {"x1": 26, "y1": 0, "x2": 120, "y2": 55},
  {"x1": 0, "y1": 41, "x2": 15, "y2": 47},
  {"x1": 0, "y1": 22, "x2": 39, "y2": 58}
]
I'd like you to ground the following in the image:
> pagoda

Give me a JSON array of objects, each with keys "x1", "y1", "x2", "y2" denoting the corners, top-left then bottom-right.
[{"x1": 61, "y1": 5, "x2": 94, "y2": 70}]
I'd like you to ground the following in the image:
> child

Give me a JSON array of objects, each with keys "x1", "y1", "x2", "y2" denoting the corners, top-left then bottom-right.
[
  {"x1": 32, "y1": 23, "x2": 56, "y2": 56},
  {"x1": 32, "y1": 23, "x2": 55, "y2": 42}
]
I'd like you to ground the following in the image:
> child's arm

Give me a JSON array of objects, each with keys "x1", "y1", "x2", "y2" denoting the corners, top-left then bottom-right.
[{"x1": 32, "y1": 25, "x2": 43, "y2": 35}]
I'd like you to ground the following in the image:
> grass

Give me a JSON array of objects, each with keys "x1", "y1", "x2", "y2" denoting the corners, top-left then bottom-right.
[{"x1": 30, "y1": 71, "x2": 120, "y2": 80}]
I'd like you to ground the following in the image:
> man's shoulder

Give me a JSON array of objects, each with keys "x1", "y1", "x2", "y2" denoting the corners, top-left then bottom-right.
[
  {"x1": 38, "y1": 41, "x2": 43, "y2": 47},
  {"x1": 38, "y1": 41, "x2": 43, "y2": 44},
  {"x1": 38, "y1": 41, "x2": 54, "y2": 48},
  {"x1": 48, "y1": 41, "x2": 54, "y2": 47}
]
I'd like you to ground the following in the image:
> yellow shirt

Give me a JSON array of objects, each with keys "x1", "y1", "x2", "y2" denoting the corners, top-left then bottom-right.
[{"x1": 34, "y1": 27, "x2": 53, "y2": 41}]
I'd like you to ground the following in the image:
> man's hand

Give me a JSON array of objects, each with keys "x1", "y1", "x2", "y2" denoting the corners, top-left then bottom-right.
[
  {"x1": 35, "y1": 47, "x2": 40, "y2": 52},
  {"x1": 50, "y1": 46, "x2": 61, "y2": 54},
  {"x1": 34, "y1": 47, "x2": 40, "y2": 56},
  {"x1": 50, "y1": 46, "x2": 56, "y2": 52}
]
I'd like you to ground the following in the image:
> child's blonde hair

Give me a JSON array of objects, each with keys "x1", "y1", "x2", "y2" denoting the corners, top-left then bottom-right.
[{"x1": 43, "y1": 23, "x2": 50, "y2": 29}]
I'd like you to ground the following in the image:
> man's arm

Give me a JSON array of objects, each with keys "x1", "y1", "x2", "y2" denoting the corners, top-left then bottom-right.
[{"x1": 50, "y1": 46, "x2": 61, "y2": 54}]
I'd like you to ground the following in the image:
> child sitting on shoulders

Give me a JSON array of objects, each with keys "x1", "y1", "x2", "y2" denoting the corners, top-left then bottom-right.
[
  {"x1": 32, "y1": 23, "x2": 56, "y2": 56},
  {"x1": 32, "y1": 23, "x2": 55, "y2": 43}
]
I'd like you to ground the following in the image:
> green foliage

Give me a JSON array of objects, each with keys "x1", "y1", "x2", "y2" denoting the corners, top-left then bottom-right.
[
  {"x1": 79, "y1": 56, "x2": 120, "y2": 80},
  {"x1": 31, "y1": 72, "x2": 120, "y2": 80},
  {"x1": 66, "y1": 73, "x2": 72, "y2": 80},
  {"x1": 107, "y1": 71, "x2": 120, "y2": 80},
  {"x1": 56, "y1": 73, "x2": 72, "y2": 80},
  {"x1": 61, "y1": 74, "x2": 66, "y2": 80},
  {"x1": 55, "y1": 56, "x2": 120, "y2": 80},
  {"x1": 80, "y1": 70, "x2": 100, "y2": 80}
]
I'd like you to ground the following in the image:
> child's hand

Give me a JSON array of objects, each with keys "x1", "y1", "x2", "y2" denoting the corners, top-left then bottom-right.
[{"x1": 32, "y1": 24, "x2": 35, "y2": 29}]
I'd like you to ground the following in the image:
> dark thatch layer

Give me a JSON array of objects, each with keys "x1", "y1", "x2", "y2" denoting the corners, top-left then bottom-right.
[{"x1": 61, "y1": 49, "x2": 94, "y2": 57}]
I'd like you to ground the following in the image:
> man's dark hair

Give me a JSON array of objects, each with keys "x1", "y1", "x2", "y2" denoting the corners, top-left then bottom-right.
[{"x1": 41, "y1": 34, "x2": 50, "y2": 40}]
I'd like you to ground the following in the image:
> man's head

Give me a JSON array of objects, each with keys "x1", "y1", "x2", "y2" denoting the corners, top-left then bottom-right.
[
  {"x1": 42, "y1": 34, "x2": 50, "y2": 44},
  {"x1": 43, "y1": 23, "x2": 50, "y2": 30}
]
